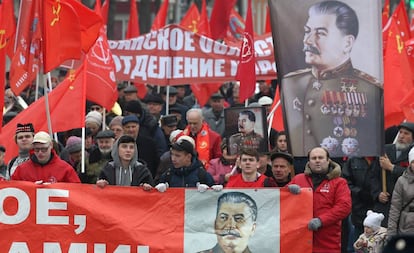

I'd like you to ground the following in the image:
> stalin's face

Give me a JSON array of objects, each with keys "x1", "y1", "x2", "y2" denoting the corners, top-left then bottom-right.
[
  {"x1": 303, "y1": 13, "x2": 354, "y2": 72},
  {"x1": 238, "y1": 114, "x2": 255, "y2": 135}
]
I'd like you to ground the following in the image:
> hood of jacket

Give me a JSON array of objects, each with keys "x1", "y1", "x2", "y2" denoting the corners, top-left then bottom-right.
[
  {"x1": 111, "y1": 137, "x2": 139, "y2": 168},
  {"x1": 304, "y1": 159, "x2": 341, "y2": 180},
  {"x1": 173, "y1": 157, "x2": 203, "y2": 176}
]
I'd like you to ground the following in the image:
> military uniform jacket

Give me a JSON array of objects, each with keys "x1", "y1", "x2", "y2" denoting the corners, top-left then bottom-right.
[
  {"x1": 282, "y1": 60, "x2": 382, "y2": 157},
  {"x1": 228, "y1": 131, "x2": 267, "y2": 155}
]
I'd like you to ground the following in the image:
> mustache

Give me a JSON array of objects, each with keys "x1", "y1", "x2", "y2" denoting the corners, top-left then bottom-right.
[
  {"x1": 303, "y1": 45, "x2": 320, "y2": 55},
  {"x1": 217, "y1": 230, "x2": 241, "y2": 238}
]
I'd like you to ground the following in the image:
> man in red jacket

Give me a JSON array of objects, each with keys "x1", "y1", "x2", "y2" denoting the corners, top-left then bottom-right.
[
  {"x1": 290, "y1": 147, "x2": 351, "y2": 253},
  {"x1": 11, "y1": 131, "x2": 81, "y2": 183}
]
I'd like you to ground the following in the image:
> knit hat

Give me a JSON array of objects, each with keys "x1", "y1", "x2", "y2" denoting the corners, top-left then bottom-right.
[
  {"x1": 177, "y1": 135, "x2": 195, "y2": 149},
  {"x1": 172, "y1": 138, "x2": 194, "y2": 155},
  {"x1": 363, "y1": 210, "x2": 384, "y2": 231},
  {"x1": 409, "y1": 146, "x2": 414, "y2": 164},
  {"x1": 16, "y1": 123, "x2": 35, "y2": 134},
  {"x1": 109, "y1": 116, "x2": 124, "y2": 128},
  {"x1": 258, "y1": 96, "x2": 273, "y2": 106},
  {"x1": 65, "y1": 136, "x2": 82, "y2": 154},
  {"x1": 85, "y1": 111, "x2": 102, "y2": 126},
  {"x1": 124, "y1": 100, "x2": 143, "y2": 116},
  {"x1": 122, "y1": 115, "x2": 140, "y2": 125},
  {"x1": 169, "y1": 129, "x2": 184, "y2": 143}
]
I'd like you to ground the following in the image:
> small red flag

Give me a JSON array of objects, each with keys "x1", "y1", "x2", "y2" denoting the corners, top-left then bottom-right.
[
  {"x1": 0, "y1": 0, "x2": 16, "y2": 59},
  {"x1": 209, "y1": 0, "x2": 237, "y2": 40},
  {"x1": 126, "y1": 0, "x2": 140, "y2": 39},
  {"x1": 382, "y1": 0, "x2": 390, "y2": 28},
  {"x1": 84, "y1": 27, "x2": 117, "y2": 111},
  {"x1": 10, "y1": 0, "x2": 42, "y2": 95},
  {"x1": 151, "y1": 0, "x2": 169, "y2": 31},
  {"x1": 180, "y1": 3, "x2": 200, "y2": 33},
  {"x1": 270, "y1": 87, "x2": 284, "y2": 131},
  {"x1": 198, "y1": 0, "x2": 211, "y2": 37},
  {"x1": 236, "y1": 0, "x2": 256, "y2": 102},
  {"x1": 383, "y1": 3, "x2": 414, "y2": 127},
  {"x1": 0, "y1": 66, "x2": 86, "y2": 162}
]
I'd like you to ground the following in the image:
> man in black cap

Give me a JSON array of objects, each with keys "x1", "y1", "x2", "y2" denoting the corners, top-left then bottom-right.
[
  {"x1": 161, "y1": 86, "x2": 189, "y2": 123},
  {"x1": 124, "y1": 100, "x2": 168, "y2": 156},
  {"x1": 122, "y1": 115, "x2": 160, "y2": 178},
  {"x1": 270, "y1": 152, "x2": 294, "y2": 187},
  {"x1": 145, "y1": 93, "x2": 164, "y2": 121},
  {"x1": 160, "y1": 115, "x2": 178, "y2": 147},
  {"x1": 203, "y1": 93, "x2": 226, "y2": 137},
  {"x1": 86, "y1": 130, "x2": 116, "y2": 184},
  {"x1": 123, "y1": 85, "x2": 139, "y2": 103},
  {"x1": 369, "y1": 121, "x2": 414, "y2": 226},
  {"x1": 7, "y1": 123, "x2": 35, "y2": 179}
]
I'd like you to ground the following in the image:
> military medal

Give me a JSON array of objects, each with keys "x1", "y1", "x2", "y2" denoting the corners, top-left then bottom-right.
[
  {"x1": 341, "y1": 137, "x2": 359, "y2": 156},
  {"x1": 312, "y1": 80, "x2": 322, "y2": 90},
  {"x1": 320, "y1": 136, "x2": 339, "y2": 155},
  {"x1": 320, "y1": 92, "x2": 330, "y2": 115}
]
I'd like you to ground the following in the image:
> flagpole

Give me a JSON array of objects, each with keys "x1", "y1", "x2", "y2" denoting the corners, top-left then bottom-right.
[
  {"x1": 41, "y1": 71, "x2": 54, "y2": 136},
  {"x1": 166, "y1": 85, "x2": 170, "y2": 115}
]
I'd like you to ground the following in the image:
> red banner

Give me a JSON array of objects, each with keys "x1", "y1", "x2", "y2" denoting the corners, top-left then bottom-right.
[
  {"x1": 0, "y1": 182, "x2": 312, "y2": 252},
  {"x1": 109, "y1": 25, "x2": 276, "y2": 85}
]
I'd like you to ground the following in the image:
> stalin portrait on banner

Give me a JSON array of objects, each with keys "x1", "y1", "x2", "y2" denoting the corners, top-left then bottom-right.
[{"x1": 277, "y1": 0, "x2": 383, "y2": 157}]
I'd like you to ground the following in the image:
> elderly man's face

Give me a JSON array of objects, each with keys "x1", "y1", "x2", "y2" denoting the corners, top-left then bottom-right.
[
  {"x1": 97, "y1": 138, "x2": 115, "y2": 155},
  {"x1": 215, "y1": 202, "x2": 256, "y2": 253},
  {"x1": 303, "y1": 13, "x2": 353, "y2": 72},
  {"x1": 186, "y1": 111, "x2": 203, "y2": 135},
  {"x1": 123, "y1": 123, "x2": 140, "y2": 139},
  {"x1": 238, "y1": 114, "x2": 255, "y2": 135}
]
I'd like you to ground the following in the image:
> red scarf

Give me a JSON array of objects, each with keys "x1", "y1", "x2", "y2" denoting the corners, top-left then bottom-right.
[{"x1": 184, "y1": 122, "x2": 211, "y2": 169}]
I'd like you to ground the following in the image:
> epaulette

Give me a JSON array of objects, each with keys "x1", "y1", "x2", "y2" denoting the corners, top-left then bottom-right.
[
  {"x1": 283, "y1": 68, "x2": 312, "y2": 78},
  {"x1": 353, "y1": 69, "x2": 382, "y2": 88}
]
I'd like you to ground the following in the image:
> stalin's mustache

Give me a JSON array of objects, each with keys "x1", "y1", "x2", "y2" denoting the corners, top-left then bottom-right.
[
  {"x1": 217, "y1": 230, "x2": 241, "y2": 238},
  {"x1": 303, "y1": 45, "x2": 320, "y2": 55}
]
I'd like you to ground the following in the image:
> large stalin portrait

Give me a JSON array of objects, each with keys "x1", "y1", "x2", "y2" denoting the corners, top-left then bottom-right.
[{"x1": 281, "y1": 0, "x2": 383, "y2": 157}]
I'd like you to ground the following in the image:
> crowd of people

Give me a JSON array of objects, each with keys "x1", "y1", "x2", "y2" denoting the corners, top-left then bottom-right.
[{"x1": 1, "y1": 78, "x2": 414, "y2": 252}]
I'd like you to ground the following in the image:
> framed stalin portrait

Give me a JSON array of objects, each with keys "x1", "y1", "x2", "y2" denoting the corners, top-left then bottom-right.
[
  {"x1": 224, "y1": 107, "x2": 268, "y2": 155},
  {"x1": 269, "y1": 0, "x2": 384, "y2": 157}
]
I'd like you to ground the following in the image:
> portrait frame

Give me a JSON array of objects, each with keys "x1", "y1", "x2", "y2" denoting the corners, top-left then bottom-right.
[
  {"x1": 224, "y1": 106, "x2": 269, "y2": 155},
  {"x1": 183, "y1": 189, "x2": 281, "y2": 253},
  {"x1": 269, "y1": 0, "x2": 384, "y2": 157}
]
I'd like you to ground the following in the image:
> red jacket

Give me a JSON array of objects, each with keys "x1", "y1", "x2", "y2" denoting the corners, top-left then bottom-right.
[
  {"x1": 226, "y1": 173, "x2": 277, "y2": 188},
  {"x1": 11, "y1": 150, "x2": 81, "y2": 183},
  {"x1": 290, "y1": 161, "x2": 351, "y2": 253}
]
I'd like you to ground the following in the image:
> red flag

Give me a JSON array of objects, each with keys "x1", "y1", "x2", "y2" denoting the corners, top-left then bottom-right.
[
  {"x1": 400, "y1": 88, "x2": 414, "y2": 122},
  {"x1": 209, "y1": 0, "x2": 237, "y2": 40},
  {"x1": 190, "y1": 83, "x2": 222, "y2": 107},
  {"x1": 224, "y1": 9, "x2": 246, "y2": 45},
  {"x1": 151, "y1": 0, "x2": 169, "y2": 31},
  {"x1": 84, "y1": 27, "x2": 117, "y2": 110},
  {"x1": 265, "y1": 5, "x2": 272, "y2": 34},
  {"x1": 180, "y1": 3, "x2": 200, "y2": 33},
  {"x1": 42, "y1": 0, "x2": 82, "y2": 73},
  {"x1": 0, "y1": 66, "x2": 86, "y2": 162},
  {"x1": 236, "y1": 0, "x2": 256, "y2": 102},
  {"x1": 101, "y1": 0, "x2": 109, "y2": 25},
  {"x1": 270, "y1": 87, "x2": 284, "y2": 131},
  {"x1": 383, "y1": 5, "x2": 414, "y2": 128},
  {"x1": 0, "y1": 0, "x2": 16, "y2": 132},
  {"x1": 382, "y1": 0, "x2": 390, "y2": 28},
  {"x1": 198, "y1": 0, "x2": 211, "y2": 37},
  {"x1": 0, "y1": 0, "x2": 16, "y2": 59},
  {"x1": 10, "y1": 0, "x2": 42, "y2": 95},
  {"x1": 126, "y1": 0, "x2": 140, "y2": 39}
]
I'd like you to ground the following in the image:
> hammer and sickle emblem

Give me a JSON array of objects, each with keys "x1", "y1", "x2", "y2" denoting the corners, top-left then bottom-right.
[
  {"x1": 0, "y1": 30, "x2": 6, "y2": 49},
  {"x1": 50, "y1": 1, "x2": 62, "y2": 26},
  {"x1": 240, "y1": 32, "x2": 253, "y2": 63},
  {"x1": 396, "y1": 34, "x2": 404, "y2": 54}
]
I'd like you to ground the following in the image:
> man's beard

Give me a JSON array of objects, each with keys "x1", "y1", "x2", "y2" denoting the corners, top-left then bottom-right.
[
  {"x1": 396, "y1": 142, "x2": 410, "y2": 151},
  {"x1": 99, "y1": 148, "x2": 112, "y2": 155}
]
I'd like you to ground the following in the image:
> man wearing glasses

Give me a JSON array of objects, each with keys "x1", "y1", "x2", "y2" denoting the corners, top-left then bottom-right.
[{"x1": 11, "y1": 131, "x2": 80, "y2": 183}]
